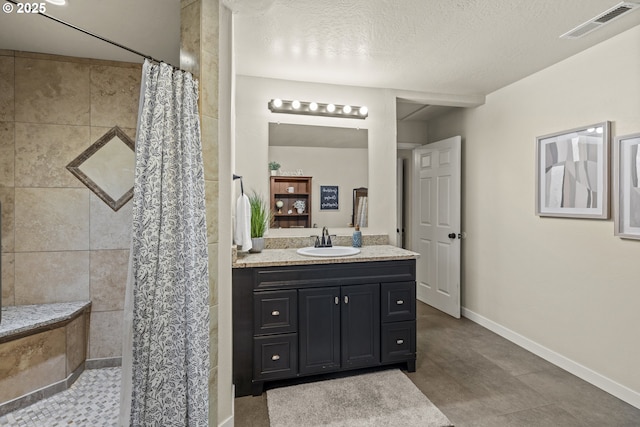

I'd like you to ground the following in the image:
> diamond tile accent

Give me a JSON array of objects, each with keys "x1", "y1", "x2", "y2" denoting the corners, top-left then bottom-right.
[{"x1": 66, "y1": 126, "x2": 134, "y2": 212}]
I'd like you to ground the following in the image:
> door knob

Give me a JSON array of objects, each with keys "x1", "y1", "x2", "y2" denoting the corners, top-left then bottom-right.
[{"x1": 448, "y1": 233, "x2": 457, "y2": 239}]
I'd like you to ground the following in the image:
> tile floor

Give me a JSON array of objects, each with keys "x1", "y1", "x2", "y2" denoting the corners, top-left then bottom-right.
[
  {"x1": 1, "y1": 303, "x2": 639, "y2": 426},
  {"x1": 0, "y1": 367, "x2": 120, "y2": 426},
  {"x1": 235, "y1": 302, "x2": 640, "y2": 426}
]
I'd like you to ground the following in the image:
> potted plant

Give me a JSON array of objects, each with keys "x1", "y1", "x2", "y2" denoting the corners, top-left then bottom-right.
[
  {"x1": 293, "y1": 199, "x2": 305, "y2": 214},
  {"x1": 248, "y1": 191, "x2": 271, "y2": 253},
  {"x1": 268, "y1": 161, "x2": 281, "y2": 176}
]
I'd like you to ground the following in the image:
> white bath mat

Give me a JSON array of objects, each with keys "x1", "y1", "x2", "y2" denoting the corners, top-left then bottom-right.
[{"x1": 267, "y1": 369, "x2": 453, "y2": 427}]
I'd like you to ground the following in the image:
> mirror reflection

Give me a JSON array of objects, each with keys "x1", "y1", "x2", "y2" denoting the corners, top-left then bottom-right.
[{"x1": 268, "y1": 123, "x2": 368, "y2": 228}]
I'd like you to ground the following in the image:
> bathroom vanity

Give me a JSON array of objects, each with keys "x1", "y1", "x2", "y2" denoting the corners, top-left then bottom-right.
[{"x1": 232, "y1": 245, "x2": 418, "y2": 396}]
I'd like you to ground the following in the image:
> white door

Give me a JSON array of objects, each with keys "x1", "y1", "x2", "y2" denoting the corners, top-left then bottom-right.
[{"x1": 412, "y1": 136, "x2": 461, "y2": 318}]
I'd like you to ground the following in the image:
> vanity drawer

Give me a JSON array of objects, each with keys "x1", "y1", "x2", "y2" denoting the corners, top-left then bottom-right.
[
  {"x1": 381, "y1": 282, "x2": 416, "y2": 323},
  {"x1": 254, "y1": 290, "x2": 297, "y2": 335},
  {"x1": 253, "y1": 334, "x2": 298, "y2": 380},
  {"x1": 381, "y1": 321, "x2": 415, "y2": 363}
]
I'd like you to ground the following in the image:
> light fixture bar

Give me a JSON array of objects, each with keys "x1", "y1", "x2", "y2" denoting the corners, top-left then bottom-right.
[{"x1": 268, "y1": 99, "x2": 368, "y2": 119}]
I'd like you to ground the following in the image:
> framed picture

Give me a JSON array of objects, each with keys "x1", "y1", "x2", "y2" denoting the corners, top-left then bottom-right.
[
  {"x1": 320, "y1": 185, "x2": 339, "y2": 210},
  {"x1": 613, "y1": 132, "x2": 640, "y2": 239},
  {"x1": 535, "y1": 121, "x2": 610, "y2": 219}
]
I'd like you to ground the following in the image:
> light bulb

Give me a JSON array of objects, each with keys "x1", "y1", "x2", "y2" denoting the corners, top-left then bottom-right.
[
  {"x1": 587, "y1": 128, "x2": 595, "y2": 133},
  {"x1": 272, "y1": 98, "x2": 283, "y2": 108},
  {"x1": 596, "y1": 127, "x2": 603, "y2": 134},
  {"x1": 309, "y1": 102, "x2": 318, "y2": 111},
  {"x1": 343, "y1": 105, "x2": 352, "y2": 114},
  {"x1": 327, "y1": 103, "x2": 336, "y2": 113},
  {"x1": 359, "y1": 106, "x2": 368, "y2": 116},
  {"x1": 291, "y1": 100, "x2": 301, "y2": 109}
]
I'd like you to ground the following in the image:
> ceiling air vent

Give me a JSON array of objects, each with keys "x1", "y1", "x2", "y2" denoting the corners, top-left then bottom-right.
[{"x1": 560, "y1": 1, "x2": 640, "y2": 39}]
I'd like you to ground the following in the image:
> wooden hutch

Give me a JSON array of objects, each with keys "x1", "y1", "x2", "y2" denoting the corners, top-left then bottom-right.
[{"x1": 270, "y1": 176, "x2": 312, "y2": 228}]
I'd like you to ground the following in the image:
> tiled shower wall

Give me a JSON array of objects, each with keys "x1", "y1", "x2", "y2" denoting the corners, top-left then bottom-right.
[
  {"x1": 0, "y1": 49, "x2": 141, "y2": 361},
  {"x1": 181, "y1": 0, "x2": 222, "y2": 423}
]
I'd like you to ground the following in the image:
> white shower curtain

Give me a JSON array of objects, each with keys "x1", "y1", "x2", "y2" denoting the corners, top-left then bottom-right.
[{"x1": 119, "y1": 60, "x2": 210, "y2": 426}]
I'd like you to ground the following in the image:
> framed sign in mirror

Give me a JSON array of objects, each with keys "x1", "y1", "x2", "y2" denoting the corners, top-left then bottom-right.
[
  {"x1": 613, "y1": 132, "x2": 640, "y2": 239},
  {"x1": 535, "y1": 122, "x2": 610, "y2": 219}
]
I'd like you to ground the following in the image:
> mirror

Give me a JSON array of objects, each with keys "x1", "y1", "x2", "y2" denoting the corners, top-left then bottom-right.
[{"x1": 269, "y1": 123, "x2": 368, "y2": 228}]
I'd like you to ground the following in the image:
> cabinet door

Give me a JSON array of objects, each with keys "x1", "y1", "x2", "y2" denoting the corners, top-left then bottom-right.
[
  {"x1": 299, "y1": 287, "x2": 341, "y2": 375},
  {"x1": 341, "y1": 283, "x2": 380, "y2": 369}
]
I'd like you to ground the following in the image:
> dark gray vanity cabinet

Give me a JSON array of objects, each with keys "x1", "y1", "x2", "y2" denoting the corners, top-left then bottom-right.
[{"x1": 232, "y1": 259, "x2": 416, "y2": 397}]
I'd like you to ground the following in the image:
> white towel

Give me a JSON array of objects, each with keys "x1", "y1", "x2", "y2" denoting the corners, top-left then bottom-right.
[
  {"x1": 357, "y1": 196, "x2": 368, "y2": 227},
  {"x1": 234, "y1": 194, "x2": 252, "y2": 252}
]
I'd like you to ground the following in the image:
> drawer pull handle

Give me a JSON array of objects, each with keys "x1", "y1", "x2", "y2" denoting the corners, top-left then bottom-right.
[
  {"x1": 396, "y1": 300, "x2": 404, "y2": 305},
  {"x1": 271, "y1": 354, "x2": 280, "y2": 361},
  {"x1": 271, "y1": 310, "x2": 280, "y2": 316},
  {"x1": 396, "y1": 339, "x2": 404, "y2": 345}
]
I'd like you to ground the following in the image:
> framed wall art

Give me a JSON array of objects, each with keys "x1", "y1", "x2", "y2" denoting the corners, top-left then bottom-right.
[
  {"x1": 535, "y1": 122, "x2": 610, "y2": 219},
  {"x1": 613, "y1": 132, "x2": 640, "y2": 239},
  {"x1": 320, "y1": 185, "x2": 339, "y2": 210}
]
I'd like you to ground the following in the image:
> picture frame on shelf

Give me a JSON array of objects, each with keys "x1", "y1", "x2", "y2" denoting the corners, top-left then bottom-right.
[
  {"x1": 613, "y1": 132, "x2": 640, "y2": 239},
  {"x1": 320, "y1": 185, "x2": 339, "y2": 210},
  {"x1": 535, "y1": 121, "x2": 610, "y2": 219}
]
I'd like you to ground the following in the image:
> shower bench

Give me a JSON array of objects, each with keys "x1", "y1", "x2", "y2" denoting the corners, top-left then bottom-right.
[{"x1": 0, "y1": 301, "x2": 91, "y2": 416}]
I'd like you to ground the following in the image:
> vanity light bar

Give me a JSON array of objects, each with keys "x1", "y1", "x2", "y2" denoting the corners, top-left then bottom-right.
[{"x1": 268, "y1": 99, "x2": 368, "y2": 119}]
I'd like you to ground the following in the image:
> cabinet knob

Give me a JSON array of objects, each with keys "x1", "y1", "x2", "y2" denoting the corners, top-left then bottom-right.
[
  {"x1": 271, "y1": 354, "x2": 280, "y2": 361},
  {"x1": 396, "y1": 300, "x2": 404, "y2": 305},
  {"x1": 344, "y1": 296, "x2": 349, "y2": 304},
  {"x1": 271, "y1": 310, "x2": 280, "y2": 316},
  {"x1": 335, "y1": 297, "x2": 339, "y2": 305},
  {"x1": 396, "y1": 339, "x2": 404, "y2": 345}
]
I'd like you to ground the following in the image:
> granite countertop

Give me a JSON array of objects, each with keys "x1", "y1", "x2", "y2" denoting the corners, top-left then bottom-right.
[
  {"x1": 233, "y1": 245, "x2": 419, "y2": 268},
  {"x1": 0, "y1": 301, "x2": 91, "y2": 341}
]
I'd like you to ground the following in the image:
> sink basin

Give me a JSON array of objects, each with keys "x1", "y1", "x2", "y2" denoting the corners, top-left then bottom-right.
[{"x1": 296, "y1": 246, "x2": 361, "y2": 257}]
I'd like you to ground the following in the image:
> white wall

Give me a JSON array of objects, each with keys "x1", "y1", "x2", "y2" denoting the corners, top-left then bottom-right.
[
  {"x1": 427, "y1": 24, "x2": 640, "y2": 404},
  {"x1": 397, "y1": 120, "x2": 428, "y2": 145},
  {"x1": 235, "y1": 76, "x2": 397, "y2": 239}
]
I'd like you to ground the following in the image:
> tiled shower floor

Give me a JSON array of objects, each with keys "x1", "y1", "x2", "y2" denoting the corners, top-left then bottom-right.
[{"x1": 0, "y1": 368, "x2": 120, "y2": 426}]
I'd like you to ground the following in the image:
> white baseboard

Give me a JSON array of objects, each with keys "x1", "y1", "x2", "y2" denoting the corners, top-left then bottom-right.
[
  {"x1": 461, "y1": 306, "x2": 640, "y2": 410},
  {"x1": 219, "y1": 414, "x2": 233, "y2": 427},
  {"x1": 218, "y1": 385, "x2": 235, "y2": 427}
]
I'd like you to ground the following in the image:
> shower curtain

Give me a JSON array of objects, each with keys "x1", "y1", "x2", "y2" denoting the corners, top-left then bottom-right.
[{"x1": 119, "y1": 60, "x2": 210, "y2": 426}]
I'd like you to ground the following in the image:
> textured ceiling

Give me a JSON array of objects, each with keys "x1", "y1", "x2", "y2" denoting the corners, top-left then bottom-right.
[
  {"x1": 1, "y1": 0, "x2": 639, "y2": 98},
  {"x1": 234, "y1": 0, "x2": 640, "y2": 96}
]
